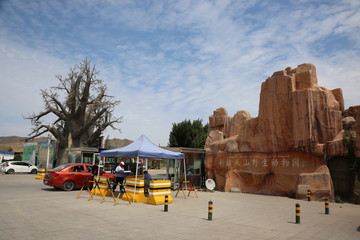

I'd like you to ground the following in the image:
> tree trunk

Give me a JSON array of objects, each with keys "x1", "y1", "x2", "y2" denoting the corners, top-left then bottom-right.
[{"x1": 57, "y1": 147, "x2": 68, "y2": 166}]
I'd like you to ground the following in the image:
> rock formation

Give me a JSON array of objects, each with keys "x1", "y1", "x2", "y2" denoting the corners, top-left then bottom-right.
[{"x1": 205, "y1": 63, "x2": 357, "y2": 200}]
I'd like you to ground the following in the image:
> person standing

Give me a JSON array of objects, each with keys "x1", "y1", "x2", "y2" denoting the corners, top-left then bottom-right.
[
  {"x1": 143, "y1": 170, "x2": 152, "y2": 195},
  {"x1": 113, "y1": 161, "x2": 125, "y2": 192},
  {"x1": 92, "y1": 160, "x2": 100, "y2": 178},
  {"x1": 90, "y1": 160, "x2": 100, "y2": 190}
]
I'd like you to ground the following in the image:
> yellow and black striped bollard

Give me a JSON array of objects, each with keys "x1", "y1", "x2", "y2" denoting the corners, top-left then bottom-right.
[
  {"x1": 307, "y1": 190, "x2": 311, "y2": 201},
  {"x1": 164, "y1": 195, "x2": 168, "y2": 212},
  {"x1": 295, "y1": 203, "x2": 300, "y2": 224},
  {"x1": 325, "y1": 198, "x2": 329, "y2": 215},
  {"x1": 208, "y1": 200, "x2": 213, "y2": 221}
]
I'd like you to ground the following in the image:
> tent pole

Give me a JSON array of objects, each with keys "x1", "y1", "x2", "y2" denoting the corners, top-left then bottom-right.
[
  {"x1": 134, "y1": 156, "x2": 139, "y2": 202},
  {"x1": 166, "y1": 159, "x2": 169, "y2": 180},
  {"x1": 183, "y1": 158, "x2": 187, "y2": 189}
]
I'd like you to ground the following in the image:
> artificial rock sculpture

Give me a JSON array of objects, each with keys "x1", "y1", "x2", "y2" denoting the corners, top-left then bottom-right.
[{"x1": 205, "y1": 63, "x2": 353, "y2": 200}]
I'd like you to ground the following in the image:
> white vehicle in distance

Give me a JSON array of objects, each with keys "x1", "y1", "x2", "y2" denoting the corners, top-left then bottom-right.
[{"x1": 0, "y1": 161, "x2": 38, "y2": 174}]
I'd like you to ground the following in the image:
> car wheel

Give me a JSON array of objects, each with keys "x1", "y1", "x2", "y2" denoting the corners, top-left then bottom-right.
[
  {"x1": 30, "y1": 169, "x2": 37, "y2": 174},
  {"x1": 62, "y1": 181, "x2": 75, "y2": 191},
  {"x1": 7, "y1": 169, "x2": 15, "y2": 174}
]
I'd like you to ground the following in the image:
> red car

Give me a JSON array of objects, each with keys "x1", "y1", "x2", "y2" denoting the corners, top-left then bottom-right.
[{"x1": 43, "y1": 163, "x2": 115, "y2": 191}]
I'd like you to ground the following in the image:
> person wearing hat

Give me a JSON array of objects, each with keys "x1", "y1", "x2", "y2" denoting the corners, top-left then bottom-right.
[{"x1": 113, "y1": 161, "x2": 125, "y2": 193}]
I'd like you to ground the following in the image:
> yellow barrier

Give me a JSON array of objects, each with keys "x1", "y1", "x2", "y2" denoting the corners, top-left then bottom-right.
[
  {"x1": 35, "y1": 168, "x2": 46, "y2": 180},
  {"x1": 91, "y1": 176, "x2": 112, "y2": 197},
  {"x1": 147, "y1": 180, "x2": 172, "y2": 205},
  {"x1": 122, "y1": 178, "x2": 146, "y2": 203}
]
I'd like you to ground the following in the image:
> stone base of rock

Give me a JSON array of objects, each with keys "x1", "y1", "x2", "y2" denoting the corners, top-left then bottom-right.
[
  {"x1": 295, "y1": 166, "x2": 334, "y2": 201},
  {"x1": 209, "y1": 150, "x2": 333, "y2": 199}
]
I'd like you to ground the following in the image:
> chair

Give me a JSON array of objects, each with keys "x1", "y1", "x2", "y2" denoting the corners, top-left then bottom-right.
[
  {"x1": 175, "y1": 180, "x2": 188, "y2": 199},
  {"x1": 174, "y1": 180, "x2": 198, "y2": 199},
  {"x1": 187, "y1": 181, "x2": 198, "y2": 198}
]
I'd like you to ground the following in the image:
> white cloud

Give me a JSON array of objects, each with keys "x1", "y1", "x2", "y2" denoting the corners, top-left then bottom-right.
[
  {"x1": 0, "y1": 0, "x2": 359, "y2": 145},
  {"x1": 0, "y1": 40, "x2": 71, "y2": 136}
]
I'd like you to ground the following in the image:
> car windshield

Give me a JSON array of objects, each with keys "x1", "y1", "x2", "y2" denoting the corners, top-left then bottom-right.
[{"x1": 52, "y1": 164, "x2": 73, "y2": 171}]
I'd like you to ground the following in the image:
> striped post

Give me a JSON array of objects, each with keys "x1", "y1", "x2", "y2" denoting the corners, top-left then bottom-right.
[
  {"x1": 295, "y1": 203, "x2": 300, "y2": 224},
  {"x1": 164, "y1": 195, "x2": 168, "y2": 212},
  {"x1": 208, "y1": 200, "x2": 213, "y2": 221},
  {"x1": 307, "y1": 189, "x2": 311, "y2": 201},
  {"x1": 325, "y1": 198, "x2": 329, "y2": 215}
]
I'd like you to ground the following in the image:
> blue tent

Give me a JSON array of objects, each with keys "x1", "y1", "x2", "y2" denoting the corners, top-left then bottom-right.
[
  {"x1": 100, "y1": 135, "x2": 186, "y2": 201},
  {"x1": 100, "y1": 135, "x2": 184, "y2": 159}
]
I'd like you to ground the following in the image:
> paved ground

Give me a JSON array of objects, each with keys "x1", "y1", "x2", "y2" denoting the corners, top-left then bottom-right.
[{"x1": 0, "y1": 173, "x2": 359, "y2": 240}]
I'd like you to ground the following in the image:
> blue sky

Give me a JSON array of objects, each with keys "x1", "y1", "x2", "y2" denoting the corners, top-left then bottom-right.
[{"x1": 0, "y1": 0, "x2": 359, "y2": 146}]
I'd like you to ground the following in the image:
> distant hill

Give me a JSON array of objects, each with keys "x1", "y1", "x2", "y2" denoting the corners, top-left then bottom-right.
[
  {"x1": 0, "y1": 136, "x2": 133, "y2": 152},
  {"x1": 0, "y1": 136, "x2": 47, "y2": 152}
]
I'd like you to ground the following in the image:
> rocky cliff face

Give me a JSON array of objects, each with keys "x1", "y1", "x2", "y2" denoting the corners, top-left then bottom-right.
[{"x1": 205, "y1": 63, "x2": 352, "y2": 200}]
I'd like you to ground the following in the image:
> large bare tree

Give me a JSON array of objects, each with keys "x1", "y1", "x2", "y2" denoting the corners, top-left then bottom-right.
[{"x1": 25, "y1": 59, "x2": 122, "y2": 165}]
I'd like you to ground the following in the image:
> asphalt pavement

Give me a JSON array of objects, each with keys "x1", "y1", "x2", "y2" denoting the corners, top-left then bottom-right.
[{"x1": 0, "y1": 173, "x2": 359, "y2": 240}]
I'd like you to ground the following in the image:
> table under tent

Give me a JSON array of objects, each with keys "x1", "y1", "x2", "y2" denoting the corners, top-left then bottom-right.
[{"x1": 100, "y1": 135, "x2": 186, "y2": 203}]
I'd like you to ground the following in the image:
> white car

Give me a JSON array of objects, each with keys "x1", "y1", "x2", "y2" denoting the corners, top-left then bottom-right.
[{"x1": 1, "y1": 161, "x2": 38, "y2": 174}]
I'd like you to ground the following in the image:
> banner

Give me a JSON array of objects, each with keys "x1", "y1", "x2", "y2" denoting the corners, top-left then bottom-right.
[
  {"x1": 37, "y1": 141, "x2": 56, "y2": 168},
  {"x1": 22, "y1": 143, "x2": 38, "y2": 164}
]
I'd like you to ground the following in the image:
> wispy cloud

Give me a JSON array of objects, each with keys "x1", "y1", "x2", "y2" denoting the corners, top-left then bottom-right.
[{"x1": 0, "y1": 0, "x2": 359, "y2": 145}]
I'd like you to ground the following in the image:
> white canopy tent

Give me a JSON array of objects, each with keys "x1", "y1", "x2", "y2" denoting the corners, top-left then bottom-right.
[{"x1": 100, "y1": 135, "x2": 186, "y2": 200}]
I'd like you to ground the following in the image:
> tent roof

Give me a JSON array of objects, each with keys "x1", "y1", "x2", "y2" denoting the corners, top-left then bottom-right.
[{"x1": 100, "y1": 135, "x2": 184, "y2": 159}]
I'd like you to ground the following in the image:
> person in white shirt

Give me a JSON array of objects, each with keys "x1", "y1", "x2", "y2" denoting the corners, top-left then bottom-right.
[{"x1": 112, "y1": 161, "x2": 125, "y2": 192}]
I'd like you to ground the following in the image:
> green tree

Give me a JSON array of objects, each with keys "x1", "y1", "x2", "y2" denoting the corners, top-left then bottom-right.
[
  {"x1": 168, "y1": 119, "x2": 208, "y2": 148},
  {"x1": 344, "y1": 128, "x2": 360, "y2": 176},
  {"x1": 25, "y1": 59, "x2": 122, "y2": 165}
]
